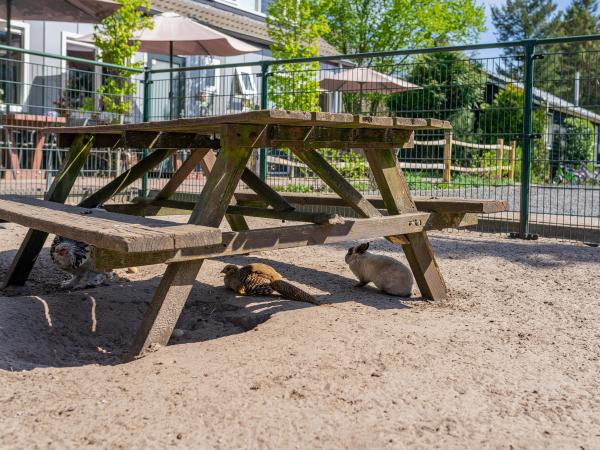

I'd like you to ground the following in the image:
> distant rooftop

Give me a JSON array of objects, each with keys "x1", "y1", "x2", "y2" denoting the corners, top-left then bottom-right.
[{"x1": 488, "y1": 72, "x2": 600, "y2": 124}]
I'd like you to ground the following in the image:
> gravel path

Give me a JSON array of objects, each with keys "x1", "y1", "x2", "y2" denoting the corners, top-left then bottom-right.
[{"x1": 417, "y1": 184, "x2": 600, "y2": 218}]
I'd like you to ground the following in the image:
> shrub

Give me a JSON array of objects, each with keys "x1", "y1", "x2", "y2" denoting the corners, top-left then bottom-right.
[{"x1": 560, "y1": 117, "x2": 595, "y2": 164}]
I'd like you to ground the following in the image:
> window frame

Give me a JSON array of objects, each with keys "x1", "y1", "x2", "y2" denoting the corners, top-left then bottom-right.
[
  {"x1": 235, "y1": 67, "x2": 257, "y2": 96},
  {"x1": 61, "y1": 31, "x2": 102, "y2": 111},
  {"x1": 0, "y1": 19, "x2": 30, "y2": 112}
]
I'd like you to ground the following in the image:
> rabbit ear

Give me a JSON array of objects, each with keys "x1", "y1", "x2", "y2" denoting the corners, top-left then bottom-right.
[{"x1": 356, "y1": 242, "x2": 369, "y2": 254}]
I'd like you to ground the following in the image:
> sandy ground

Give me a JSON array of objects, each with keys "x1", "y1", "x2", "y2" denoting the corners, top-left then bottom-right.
[{"x1": 0, "y1": 219, "x2": 599, "y2": 449}]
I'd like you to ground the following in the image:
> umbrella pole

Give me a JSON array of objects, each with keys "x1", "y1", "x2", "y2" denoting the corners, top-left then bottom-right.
[
  {"x1": 169, "y1": 41, "x2": 174, "y2": 120},
  {"x1": 359, "y1": 82, "x2": 363, "y2": 115},
  {"x1": 5, "y1": 0, "x2": 12, "y2": 113}
]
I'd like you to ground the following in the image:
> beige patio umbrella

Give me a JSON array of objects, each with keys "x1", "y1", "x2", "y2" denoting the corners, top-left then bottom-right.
[
  {"x1": 320, "y1": 67, "x2": 420, "y2": 94},
  {"x1": 79, "y1": 12, "x2": 260, "y2": 117},
  {"x1": 320, "y1": 67, "x2": 420, "y2": 113}
]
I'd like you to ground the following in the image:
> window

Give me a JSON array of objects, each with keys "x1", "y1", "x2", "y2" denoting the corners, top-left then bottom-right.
[
  {"x1": 186, "y1": 56, "x2": 220, "y2": 117},
  {"x1": 65, "y1": 41, "x2": 97, "y2": 111},
  {"x1": 230, "y1": 67, "x2": 257, "y2": 113},
  {"x1": 235, "y1": 67, "x2": 257, "y2": 96},
  {"x1": 0, "y1": 21, "x2": 28, "y2": 107},
  {"x1": 260, "y1": 0, "x2": 269, "y2": 14}
]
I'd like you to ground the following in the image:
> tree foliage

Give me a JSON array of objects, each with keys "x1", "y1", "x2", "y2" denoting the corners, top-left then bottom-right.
[
  {"x1": 266, "y1": 0, "x2": 329, "y2": 111},
  {"x1": 324, "y1": 0, "x2": 485, "y2": 59},
  {"x1": 388, "y1": 52, "x2": 486, "y2": 137},
  {"x1": 479, "y1": 85, "x2": 546, "y2": 141},
  {"x1": 555, "y1": 0, "x2": 600, "y2": 111},
  {"x1": 491, "y1": 0, "x2": 561, "y2": 78},
  {"x1": 93, "y1": 0, "x2": 153, "y2": 116},
  {"x1": 479, "y1": 85, "x2": 549, "y2": 179},
  {"x1": 560, "y1": 117, "x2": 595, "y2": 163}
]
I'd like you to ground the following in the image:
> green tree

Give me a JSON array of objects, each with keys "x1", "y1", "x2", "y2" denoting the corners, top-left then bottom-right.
[
  {"x1": 479, "y1": 85, "x2": 548, "y2": 180},
  {"x1": 479, "y1": 85, "x2": 545, "y2": 141},
  {"x1": 322, "y1": 0, "x2": 484, "y2": 115},
  {"x1": 560, "y1": 117, "x2": 595, "y2": 164},
  {"x1": 555, "y1": 0, "x2": 600, "y2": 112},
  {"x1": 266, "y1": 0, "x2": 329, "y2": 111},
  {"x1": 388, "y1": 52, "x2": 486, "y2": 138},
  {"x1": 324, "y1": 0, "x2": 485, "y2": 58},
  {"x1": 491, "y1": 0, "x2": 560, "y2": 77},
  {"x1": 93, "y1": 0, "x2": 153, "y2": 117}
]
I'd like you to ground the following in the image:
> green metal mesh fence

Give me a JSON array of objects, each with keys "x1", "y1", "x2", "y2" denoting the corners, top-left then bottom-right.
[{"x1": 1, "y1": 38, "x2": 599, "y2": 243}]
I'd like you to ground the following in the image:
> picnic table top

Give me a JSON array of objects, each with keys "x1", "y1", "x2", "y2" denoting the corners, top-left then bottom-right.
[{"x1": 43, "y1": 110, "x2": 452, "y2": 135}]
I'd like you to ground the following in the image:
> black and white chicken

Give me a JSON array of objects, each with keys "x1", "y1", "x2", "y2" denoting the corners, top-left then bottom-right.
[{"x1": 50, "y1": 236, "x2": 110, "y2": 289}]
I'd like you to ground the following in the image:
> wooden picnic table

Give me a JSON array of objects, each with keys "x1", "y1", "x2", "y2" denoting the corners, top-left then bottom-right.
[
  {"x1": 0, "y1": 110, "x2": 507, "y2": 360},
  {"x1": 0, "y1": 113, "x2": 66, "y2": 180}
]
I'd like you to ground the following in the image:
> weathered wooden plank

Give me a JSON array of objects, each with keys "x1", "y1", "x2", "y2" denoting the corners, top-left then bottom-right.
[
  {"x1": 199, "y1": 150, "x2": 249, "y2": 231},
  {"x1": 104, "y1": 199, "x2": 478, "y2": 233},
  {"x1": 58, "y1": 133, "x2": 121, "y2": 148},
  {"x1": 154, "y1": 149, "x2": 211, "y2": 201},
  {"x1": 92, "y1": 212, "x2": 431, "y2": 270},
  {"x1": 263, "y1": 126, "x2": 414, "y2": 149},
  {"x1": 291, "y1": 146, "x2": 381, "y2": 218},
  {"x1": 365, "y1": 148, "x2": 447, "y2": 301},
  {"x1": 226, "y1": 205, "x2": 344, "y2": 224},
  {"x1": 79, "y1": 147, "x2": 176, "y2": 209},
  {"x1": 3, "y1": 134, "x2": 94, "y2": 287},
  {"x1": 231, "y1": 192, "x2": 509, "y2": 214},
  {"x1": 152, "y1": 192, "x2": 509, "y2": 215},
  {"x1": 127, "y1": 124, "x2": 262, "y2": 360},
  {"x1": 44, "y1": 110, "x2": 453, "y2": 135},
  {"x1": 123, "y1": 132, "x2": 220, "y2": 149},
  {"x1": 0, "y1": 196, "x2": 221, "y2": 253},
  {"x1": 240, "y1": 167, "x2": 294, "y2": 212},
  {"x1": 122, "y1": 131, "x2": 160, "y2": 148}
]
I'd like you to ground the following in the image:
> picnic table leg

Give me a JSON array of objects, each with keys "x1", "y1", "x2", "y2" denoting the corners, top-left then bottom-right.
[
  {"x1": 3, "y1": 134, "x2": 94, "y2": 287},
  {"x1": 365, "y1": 148, "x2": 447, "y2": 301},
  {"x1": 199, "y1": 150, "x2": 249, "y2": 231},
  {"x1": 126, "y1": 125, "x2": 262, "y2": 360},
  {"x1": 79, "y1": 146, "x2": 178, "y2": 208},
  {"x1": 32, "y1": 132, "x2": 46, "y2": 173},
  {"x1": 154, "y1": 149, "x2": 210, "y2": 201}
]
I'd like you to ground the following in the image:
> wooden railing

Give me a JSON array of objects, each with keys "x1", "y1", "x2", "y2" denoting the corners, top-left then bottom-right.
[{"x1": 413, "y1": 132, "x2": 517, "y2": 182}]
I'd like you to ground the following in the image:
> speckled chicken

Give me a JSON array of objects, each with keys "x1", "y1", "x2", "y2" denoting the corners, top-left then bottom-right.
[
  {"x1": 221, "y1": 263, "x2": 318, "y2": 304},
  {"x1": 50, "y1": 236, "x2": 110, "y2": 289}
]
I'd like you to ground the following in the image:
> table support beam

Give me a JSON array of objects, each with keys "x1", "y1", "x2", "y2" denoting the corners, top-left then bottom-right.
[
  {"x1": 365, "y1": 148, "x2": 447, "y2": 301},
  {"x1": 79, "y1": 146, "x2": 177, "y2": 209},
  {"x1": 126, "y1": 125, "x2": 264, "y2": 359},
  {"x1": 154, "y1": 149, "x2": 211, "y2": 201}
]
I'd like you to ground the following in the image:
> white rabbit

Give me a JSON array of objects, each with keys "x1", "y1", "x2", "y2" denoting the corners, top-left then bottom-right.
[{"x1": 345, "y1": 242, "x2": 413, "y2": 297}]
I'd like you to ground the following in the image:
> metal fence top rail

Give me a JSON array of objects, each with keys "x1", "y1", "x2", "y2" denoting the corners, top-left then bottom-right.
[
  {"x1": 147, "y1": 33, "x2": 600, "y2": 74},
  {"x1": 2, "y1": 33, "x2": 600, "y2": 76},
  {"x1": 0, "y1": 44, "x2": 144, "y2": 73}
]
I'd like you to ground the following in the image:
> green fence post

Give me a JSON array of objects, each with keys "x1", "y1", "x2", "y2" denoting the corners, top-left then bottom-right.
[
  {"x1": 518, "y1": 40, "x2": 537, "y2": 239},
  {"x1": 259, "y1": 62, "x2": 269, "y2": 181},
  {"x1": 141, "y1": 67, "x2": 152, "y2": 197}
]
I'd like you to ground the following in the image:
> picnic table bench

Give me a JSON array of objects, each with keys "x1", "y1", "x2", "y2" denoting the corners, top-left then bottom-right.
[{"x1": 0, "y1": 110, "x2": 508, "y2": 360}]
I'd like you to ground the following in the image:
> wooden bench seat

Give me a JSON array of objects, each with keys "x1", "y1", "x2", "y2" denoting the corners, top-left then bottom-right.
[
  {"x1": 232, "y1": 192, "x2": 509, "y2": 214},
  {"x1": 104, "y1": 192, "x2": 508, "y2": 218},
  {"x1": 0, "y1": 196, "x2": 222, "y2": 253}
]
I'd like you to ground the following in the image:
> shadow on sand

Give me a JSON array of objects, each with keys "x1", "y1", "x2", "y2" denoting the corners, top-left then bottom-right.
[{"x1": 1, "y1": 233, "x2": 596, "y2": 370}]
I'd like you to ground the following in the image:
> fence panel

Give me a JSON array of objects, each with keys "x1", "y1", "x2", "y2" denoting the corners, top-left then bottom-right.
[
  {"x1": 1, "y1": 38, "x2": 599, "y2": 244},
  {"x1": 0, "y1": 45, "x2": 144, "y2": 201}
]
